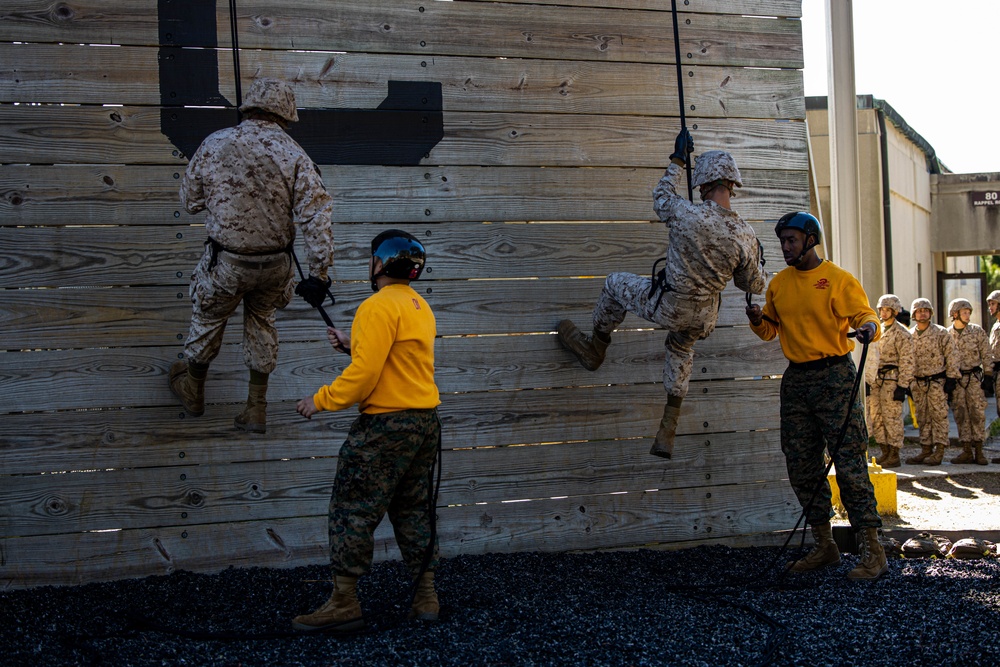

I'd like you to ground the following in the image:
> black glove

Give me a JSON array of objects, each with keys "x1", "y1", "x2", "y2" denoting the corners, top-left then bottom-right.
[
  {"x1": 982, "y1": 376, "x2": 995, "y2": 397},
  {"x1": 855, "y1": 324, "x2": 876, "y2": 345},
  {"x1": 670, "y1": 128, "x2": 694, "y2": 164},
  {"x1": 944, "y1": 377, "x2": 957, "y2": 396},
  {"x1": 892, "y1": 385, "x2": 907, "y2": 402},
  {"x1": 865, "y1": 382, "x2": 871, "y2": 397},
  {"x1": 295, "y1": 275, "x2": 331, "y2": 308}
]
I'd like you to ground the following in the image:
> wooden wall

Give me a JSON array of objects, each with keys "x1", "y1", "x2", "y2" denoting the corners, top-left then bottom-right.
[{"x1": 0, "y1": 0, "x2": 807, "y2": 588}]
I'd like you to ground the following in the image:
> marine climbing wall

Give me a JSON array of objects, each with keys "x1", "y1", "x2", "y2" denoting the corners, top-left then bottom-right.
[{"x1": 0, "y1": 0, "x2": 807, "y2": 588}]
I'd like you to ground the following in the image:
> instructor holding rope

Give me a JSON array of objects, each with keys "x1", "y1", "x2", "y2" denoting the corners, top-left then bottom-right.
[{"x1": 746, "y1": 212, "x2": 887, "y2": 580}]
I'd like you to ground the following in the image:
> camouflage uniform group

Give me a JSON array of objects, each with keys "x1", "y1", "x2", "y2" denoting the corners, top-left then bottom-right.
[{"x1": 865, "y1": 294, "x2": 913, "y2": 468}]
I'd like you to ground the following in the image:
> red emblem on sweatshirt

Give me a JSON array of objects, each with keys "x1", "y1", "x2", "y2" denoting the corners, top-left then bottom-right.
[
  {"x1": 413, "y1": 299, "x2": 421, "y2": 309},
  {"x1": 814, "y1": 278, "x2": 830, "y2": 290}
]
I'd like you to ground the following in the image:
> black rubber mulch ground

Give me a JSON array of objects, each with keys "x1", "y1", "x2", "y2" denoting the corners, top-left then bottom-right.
[{"x1": 3, "y1": 546, "x2": 998, "y2": 667}]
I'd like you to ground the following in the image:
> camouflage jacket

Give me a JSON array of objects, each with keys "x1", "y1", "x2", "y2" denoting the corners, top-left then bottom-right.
[
  {"x1": 990, "y1": 319, "x2": 1000, "y2": 374},
  {"x1": 909, "y1": 322, "x2": 960, "y2": 380},
  {"x1": 865, "y1": 319, "x2": 914, "y2": 386},
  {"x1": 651, "y1": 162, "x2": 767, "y2": 297},
  {"x1": 180, "y1": 118, "x2": 334, "y2": 279},
  {"x1": 948, "y1": 322, "x2": 992, "y2": 374}
]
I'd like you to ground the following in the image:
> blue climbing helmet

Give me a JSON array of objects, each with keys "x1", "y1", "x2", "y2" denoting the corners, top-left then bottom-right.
[{"x1": 774, "y1": 211, "x2": 823, "y2": 246}]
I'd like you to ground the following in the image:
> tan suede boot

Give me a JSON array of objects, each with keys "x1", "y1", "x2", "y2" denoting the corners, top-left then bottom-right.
[
  {"x1": 924, "y1": 443, "x2": 945, "y2": 466},
  {"x1": 787, "y1": 522, "x2": 842, "y2": 572},
  {"x1": 234, "y1": 383, "x2": 268, "y2": 434},
  {"x1": 649, "y1": 404, "x2": 681, "y2": 459},
  {"x1": 409, "y1": 571, "x2": 440, "y2": 622},
  {"x1": 951, "y1": 442, "x2": 974, "y2": 464},
  {"x1": 906, "y1": 444, "x2": 933, "y2": 464},
  {"x1": 880, "y1": 447, "x2": 901, "y2": 468},
  {"x1": 847, "y1": 528, "x2": 888, "y2": 580},
  {"x1": 556, "y1": 320, "x2": 610, "y2": 371},
  {"x1": 168, "y1": 360, "x2": 206, "y2": 416},
  {"x1": 974, "y1": 442, "x2": 989, "y2": 465},
  {"x1": 292, "y1": 575, "x2": 364, "y2": 632}
]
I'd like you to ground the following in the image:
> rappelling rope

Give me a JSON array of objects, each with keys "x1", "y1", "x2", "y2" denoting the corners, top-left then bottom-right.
[{"x1": 669, "y1": 0, "x2": 694, "y2": 202}]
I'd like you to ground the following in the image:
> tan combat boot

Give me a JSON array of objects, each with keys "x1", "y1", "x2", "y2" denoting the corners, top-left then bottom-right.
[
  {"x1": 872, "y1": 443, "x2": 887, "y2": 465},
  {"x1": 905, "y1": 444, "x2": 933, "y2": 464},
  {"x1": 847, "y1": 528, "x2": 888, "y2": 580},
  {"x1": 924, "y1": 443, "x2": 945, "y2": 466},
  {"x1": 649, "y1": 404, "x2": 681, "y2": 459},
  {"x1": 974, "y1": 442, "x2": 989, "y2": 465},
  {"x1": 556, "y1": 320, "x2": 610, "y2": 371},
  {"x1": 234, "y1": 382, "x2": 268, "y2": 433},
  {"x1": 409, "y1": 571, "x2": 440, "y2": 622},
  {"x1": 168, "y1": 360, "x2": 206, "y2": 416},
  {"x1": 880, "y1": 447, "x2": 901, "y2": 468},
  {"x1": 292, "y1": 575, "x2": 365, "y2": 633},
  {"x1": 951, "y1": 442, "x2": 974, "y2": 464},
  {"x1": 787, "y1": 522, "x2": 842, "y2": 572}
]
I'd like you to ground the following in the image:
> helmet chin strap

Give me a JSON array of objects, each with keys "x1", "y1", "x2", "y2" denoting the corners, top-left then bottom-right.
[{"x1": 789, "y1": 237, "x2": 818, "y2": 266}]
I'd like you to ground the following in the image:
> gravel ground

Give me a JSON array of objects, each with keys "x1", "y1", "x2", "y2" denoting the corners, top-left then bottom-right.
[{"x1": 3, "y1": 545, "x2": 1000, "y2": 667}]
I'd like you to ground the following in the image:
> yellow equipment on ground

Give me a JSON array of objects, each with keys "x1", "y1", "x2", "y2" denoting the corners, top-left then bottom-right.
[{"x1": 829, "y1": 457, "x2": 897, "y2": 515}]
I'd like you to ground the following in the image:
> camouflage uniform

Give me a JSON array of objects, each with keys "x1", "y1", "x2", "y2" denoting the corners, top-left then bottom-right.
[
  {"x1": 865, "y1": 320, "x2": 914, "y2": 451},
  {"x1": 782, "y1": 357, "x2": 880, "y2": 529},
  {"x1": 990, "y1": 317, "x2": 1000, "y2": 415},
  {"x1": 180, "y1": 115, "x2": 334, "y2": 372},
  {"x1": 590, "y1": 160, "x2": 766, "y2": 397},
  {"x1": 329, "y1": 409, "x2": 441, "y2": 577},
  {"x1": 909, "y1": 323, "x2": 960, "y2": 450},
  {"x1": 948, "y1": 323, "x2": 992, "y2": 444}
]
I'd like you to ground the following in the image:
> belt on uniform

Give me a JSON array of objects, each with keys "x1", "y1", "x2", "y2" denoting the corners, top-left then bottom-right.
[
  {"x1": 788, "y1": 353, "x2": 850, "y2": 371},
  {"x1": 218, "y1": 251, "x2": 288, "y2": 270},
  {"x1": 960, "y1": 366, "x2": 983, "y2": 376},
  {"x1": 877, "y1": 364, "x2": 898, "y2": 375},
  {"x1": 913, "y1": 371, "x2": 947, "y2": 383}
]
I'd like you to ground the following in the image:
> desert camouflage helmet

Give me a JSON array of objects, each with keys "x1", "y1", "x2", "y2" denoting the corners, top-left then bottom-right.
[
  {"x1": 239, "y1": 78, "x2": 299, "y2": 123},
  {"x1": 988, "y1": 290, "x2": 1000, "y2": 303},
  {"x1": 876, "y1": 294, "x2": 903, "y2": 314},
  {"x1": 911, "y1": 297, "x2": 933, "y2": 314},
  {"x1": 691, "y1": 150, "x2": 743, "y2": 189},
  {"x1": 948, "y1": 297, "x2": 973, "y2": 316}
]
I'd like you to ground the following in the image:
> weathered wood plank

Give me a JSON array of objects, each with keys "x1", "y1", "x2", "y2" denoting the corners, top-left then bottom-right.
[
  {"x1": 0, "y1": 219, "x2": 787, "y2": 288},
  {"x1": 0, "y1": 380, "x2": 783, "y2": 474},
  {"x1": 0, "y1": 429, "x2": 785, "y2": 536},
  {"x1": 0, "y1": 105, "x2": 808, "y2": 170},
  {"x1": 0, "y1": 2, "x2": 802, "y2": 68},
  {"x1": 0, "y1": 165, "x2": 809, "y2": 226},
  {"x1": 0, "y1": 278, "x2": 788, "y2": 349},
  {"x1": 1, "y1": 478, "x2": 798, "y2": 589},
  {"x1": 0, "y1": 327, "x2": 785, "y2": 413},
  {"x1": 457, "y1": 0, "x2": 802, "y2": 17},
  {"x1": 0, "y1": 45, "x2": 805, "y2": 119}
]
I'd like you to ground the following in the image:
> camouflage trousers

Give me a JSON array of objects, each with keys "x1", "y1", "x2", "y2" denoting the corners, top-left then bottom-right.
[
  {"x1": 911, "y1": 378, "x2": 950, "y2": 448},
  {"x1": 866, "y1": 377, "x2": 904, "y2": 448},
  {"x1": 781, "y1": 357, "x2": 881, "y2": 530},
  {"x1": 593, "y1": 272, "x2": 720, "y2": 398},
  {"x1": 184, "y1": 244, "x2": 294, "y2": 373},
  {"x1": 950, "y1": 373, "x2": 987, "y2": 443},
  {"x1": 328, "y1": 409, "x2": 441, "y2": 578}
]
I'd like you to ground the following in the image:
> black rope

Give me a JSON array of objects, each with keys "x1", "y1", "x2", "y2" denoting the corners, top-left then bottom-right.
[
  {"x1": 669, "y1": 0, "x2": 694, "y2": 202},
  {"x1": 228, "y1": 0, "x2": 243, "y2": 120}
]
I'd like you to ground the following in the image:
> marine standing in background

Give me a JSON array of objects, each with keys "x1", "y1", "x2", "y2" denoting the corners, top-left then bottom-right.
[
  {"x1": 946, "y1": 298, "x2": 992, "y2": 465},
  {"x1": 905, "y1": 298, "x2": 960, "y2": 466},
  {"x1": 864, "y1": 294, "x2": 913, "y2": 468},
  {"x1": 746, "y1": 212, "x2": 886, "y2": 580},
  {"x1": 168, "y1": 78, "x2": 334, "y2": 433},
  {"x1": 987, "y1": 290, "x2": 1000, "y2": 463},
  {"x1": 556, "y1": 129, "x2": 767, "y2": 459}
]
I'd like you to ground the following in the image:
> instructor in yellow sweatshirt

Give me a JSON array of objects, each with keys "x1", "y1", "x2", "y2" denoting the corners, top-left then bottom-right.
[
  {"x1": 292, "y1": 229, "x2": 442, "y2": 633},
  {"x1": 746, "y1": 212, "x2": 887, "y2": 581}
]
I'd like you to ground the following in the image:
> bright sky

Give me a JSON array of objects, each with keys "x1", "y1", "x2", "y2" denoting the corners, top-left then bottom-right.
[{"x1": 800, "y1": 0, "x2": 999, "y2": 175}]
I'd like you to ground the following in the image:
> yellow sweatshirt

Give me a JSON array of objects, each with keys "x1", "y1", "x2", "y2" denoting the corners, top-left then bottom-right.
[
  {"x1": 313, "y1": 284, "x2": 440, "y2": 414},
  {"x1": 749, "y1": 260, "x2": 880, "y2": 363}
]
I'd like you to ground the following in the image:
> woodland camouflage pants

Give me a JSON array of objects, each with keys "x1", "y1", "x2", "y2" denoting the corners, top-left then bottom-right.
[
  {"x1": 781, "y1": 357, "x2": 881, "y2": 530},
  {"x1": 328, "y1": 409, "x2": 441, "y2": 578}
]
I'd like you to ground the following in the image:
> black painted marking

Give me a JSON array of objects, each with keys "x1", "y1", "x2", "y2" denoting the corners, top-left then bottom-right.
[{"x1": 157, "y1": 0, "x2": 443, "y2": 165}]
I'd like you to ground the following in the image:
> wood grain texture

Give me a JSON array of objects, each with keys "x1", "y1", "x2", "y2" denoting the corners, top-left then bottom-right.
[
  {"x1": 0, "y1": 105, "x2": 808, "y2": 169},
  {"x1": 0, "y1": 279, "x2": 786, "y2": 349},
  {"x1": 0, "y1": 379, "x2": 783, "y2": 474},
  {"x1": 0, "y1": 165, "x2": 809, "y2": 226},
  {"x1": 0, "y1": 1, "x2": 802, "y2": 68}
]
